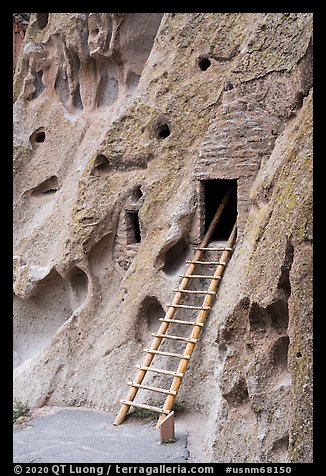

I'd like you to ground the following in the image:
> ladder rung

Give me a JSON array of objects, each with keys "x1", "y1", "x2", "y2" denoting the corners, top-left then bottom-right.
[
  {"x1": 159, "y1": 318, "x2": 204, "y2": 327},
  {"x1": 179, "y1": 274, "x2": 222, "y2": 279},
  {"x1": 172, "y1": 289, "x2": 216, "y2": 295},
  {"x1": 194, "y1": 247, "x2": 233, "y2": 251},
  {"x1": 143, "y1": 348, "x2": 191, "y2": 359},
  {"x1": 128, "y1": 382, "x2": 177, "y2": 396},
  {"x1": 120, "y1": 399, "x2": 169, "y2": 414},
  {"x1": 136, "y1": 365, "x2": 184, "y2": 377},
  {"x1": 152, "y1": 333, "x2": 197, "y2": 344},
  {"x1": 186, "y1": 260, "x2": 227, "y2": 265},
  {"x1": 167, "y1": 304, "x2": 211, "y2": 310}
]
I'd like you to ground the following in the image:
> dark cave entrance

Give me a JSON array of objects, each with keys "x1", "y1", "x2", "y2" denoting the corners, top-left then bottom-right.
[{"x1": 203, "y1": 179, "x2": 237, "y2": 241}]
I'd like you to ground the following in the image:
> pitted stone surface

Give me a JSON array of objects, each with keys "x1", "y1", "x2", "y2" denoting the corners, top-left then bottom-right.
[{"x1": 13, "y1": 13, "x2": 312, "y2": 463}]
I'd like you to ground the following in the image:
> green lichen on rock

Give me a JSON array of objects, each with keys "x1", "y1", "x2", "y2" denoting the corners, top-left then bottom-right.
[{"x1": 233, "y1": 13, "x2": 313, "y2": 81}]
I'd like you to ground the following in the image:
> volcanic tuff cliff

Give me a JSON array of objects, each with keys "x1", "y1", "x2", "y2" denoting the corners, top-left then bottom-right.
[{"x1": 13, "y1": 13, "x2": 313, "y2": 462}]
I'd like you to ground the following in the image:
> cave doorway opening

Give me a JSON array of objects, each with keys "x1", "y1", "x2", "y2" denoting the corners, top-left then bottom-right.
[
  {"x1": 126, "y1": 211, "x2": 141, "y2": 244},
  {"x1": 203, "y1": 179, "x2": 237, "y2": 241}
]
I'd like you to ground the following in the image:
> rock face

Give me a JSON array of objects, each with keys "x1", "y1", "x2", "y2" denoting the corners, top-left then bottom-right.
[{"x1": 13, "y1": 13, "x2": 313, "y2": 463}]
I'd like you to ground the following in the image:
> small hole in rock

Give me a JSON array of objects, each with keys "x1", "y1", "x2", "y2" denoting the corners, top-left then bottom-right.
[
  {"x1": 198, "y1": 56, "x2": 211, "y2": 71},
  {"x1": 269, "y1": 434, "x2": 289, "y2": 461},
  {"x1": 295, "y1": 91, "x2": 305, "y2": 109},
  {"x1": 249, "y1": 303, "x2": 268, "y2": 332},
  {"x1": 36, "y1": 13, "x2": 49, "y2": 30},
  {"x1": 224, "y1": 81, "x2": 234, "y2": 91},
  {"x1": 35, "y1": 131, "x2": 45, "y2": 143},
  {"x1": 30, "y1": 128, "x2": 46, "y2": 148},
  {"x1": 161, "y1": 237, "x2": 188, "y2": 275},
  {"x1": 92, "y1": 28, "x2": 99, "y2": 35},
  {"x1": 131, "y1": 186, "x2": 143, "y2": 202},
  {"x1": 67, "y1": 267, "x2": 88, "y2": 311},
  {"x1": 270, "y1": 336, "x2": 289, "y2": 370},
  {"x1": 296, "y1": 352, "x2": 302, "y2": 358},
  {"x1": 136, "y1": 296, "x2": 164, "y2": 341},
  {"x1": 222, "y1": 329, "x2": 233, "y2": 343},
  {"x1": 268, "y1": 300, "x2": 289, "y2": 331},
  {"x1": 218, "y1": 342, "x2": 227, "y2": 354},
  {"x1": 157, "y1": 123, "x2": 170, "y2": 140},
  {"x1": 30, "y1": 176, "x2": 59, "y2": 197},
  {"x1": 31, "y1": 70, "x2": 45, "y2": 100},
  {"x1": 91, "y1": 155, "x2": 114, "y2": 176},
  {"x1": 223, "y1": 377, "x2": 249, "y2": 407}
]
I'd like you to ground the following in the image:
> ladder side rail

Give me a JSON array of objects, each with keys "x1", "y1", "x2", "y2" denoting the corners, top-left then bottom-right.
[{"x1": 156, "y1": 223, "x2": 237, "y2": 427}]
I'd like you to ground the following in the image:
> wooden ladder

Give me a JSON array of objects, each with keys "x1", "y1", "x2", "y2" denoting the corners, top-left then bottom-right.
[{"x1": 114, "y1": 189, "x2": 237, "y2": 428}]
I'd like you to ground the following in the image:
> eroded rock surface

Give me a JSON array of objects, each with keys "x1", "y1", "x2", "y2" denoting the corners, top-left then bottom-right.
[{"x1": 13, "y1": 13, "x2": 312, "y2": 463}]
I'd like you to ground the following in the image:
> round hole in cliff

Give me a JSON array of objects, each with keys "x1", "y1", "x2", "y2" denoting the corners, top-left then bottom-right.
[
  {"x1": 29, "y1": 128, "x2": 46, "y2": 148},
  {"x1": 31, "y1": 70, "x2": 45, "y2": 100},
  {"x1": 136, "y1": 296, "x2": 164, "y2": 342},
  {"x1": 296, "y1": 352, "x2": 302, "y2": 358},
  {"x1": 131, "y1": 185, "x2": 143, "y2": 202},
  {"x1": 30, "y1": 176, "x2": 59, "y2": 197},
  {"x1": 270, "y1": 335, "x2": 290, "y2": 370},
  {"x1": 270, "y1": 434, "x2": 289, "y2": 460},
  {"x1": 91, "y1": 154, "x2": 114, "y2": 176},
  {"x1": 126, "y1": 71, "x2": 140, "y2": 95},
  {"x1": 198, "y1": 56, "x2": 211, "y2": 71},
  {"x1": 295, "y1": 91, "x2": 305, "y2": 109},
  {"x1": 92, "y1": 28, "x2": 99, "y2": 36},
  {"x1": 223, "y1": 377, "x2": 249, "y2": 407},
  {"x1": 35, "y1": 131, "x2": 45, "y2": 143},
  {"x1": 222, "y1": 329, "x2": 233, "y2": 343},
  {"x1": 218, "y1": 342, "x2": 227, "y2": 355},
  {"x1": 36, "y1": 13, "x2": 49, "y2": 30},
  {"x1": 13, "y1": 269, "x2": 72, "y2": 364},
  {"x1": 156, "y1": 123, "x2": 170, "y2": 140},
  {"x1": 248, "y1": 302, "x2": 269, "y2": 332},
  {"x1": 267, "y1": 300, "x2": 289, "y2": 332},
  {"x1": 224, "y1": 81, "x2": 234, "y2": 91},
  {"x1": 162, "y1": 237, "x2": 189, "y2": 275},
  {"x1": 66, "y1": 266, "x2": 89, "y2": 311}
]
